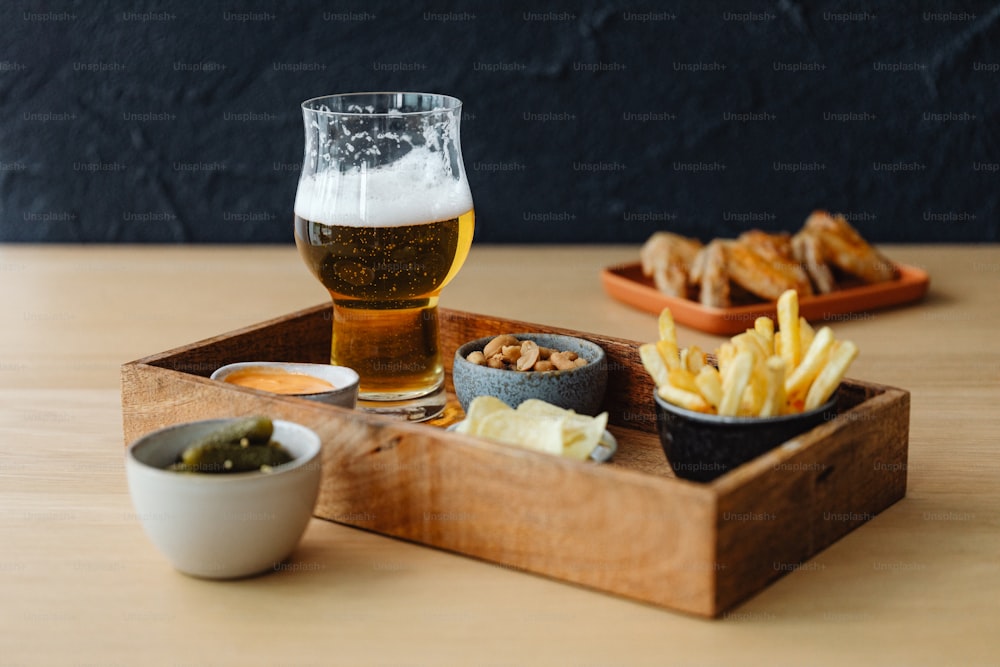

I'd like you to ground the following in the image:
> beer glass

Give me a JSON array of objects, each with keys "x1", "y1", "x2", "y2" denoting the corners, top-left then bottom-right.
[{"x1": 294, "y1": 93, "x2": 474, "y2": 421}]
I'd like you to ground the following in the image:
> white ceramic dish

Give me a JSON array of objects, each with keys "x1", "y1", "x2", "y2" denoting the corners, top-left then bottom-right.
[
  {"x1": 125, "y1": 418, "x2": 322, "y2": 579},
  {"x1": 210, "y1": 362, "x2": 359, "y2": 408}
]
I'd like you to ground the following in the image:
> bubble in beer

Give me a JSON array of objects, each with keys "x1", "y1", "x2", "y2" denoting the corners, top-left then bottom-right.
[{"x1": 333, "y1": 260, "x2": 375, "y2": 287}]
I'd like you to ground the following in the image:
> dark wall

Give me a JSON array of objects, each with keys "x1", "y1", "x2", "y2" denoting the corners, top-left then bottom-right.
[{"x1": 2, "y1": 1, "x2": 998, "y2": 244}]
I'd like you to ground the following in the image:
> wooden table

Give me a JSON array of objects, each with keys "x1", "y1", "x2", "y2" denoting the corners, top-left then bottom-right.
[{"x1": 1, "y1": 244, "x2": 997, "y2": 665}]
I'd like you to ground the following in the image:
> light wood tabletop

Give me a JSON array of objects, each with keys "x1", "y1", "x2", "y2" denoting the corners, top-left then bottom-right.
[{"x1": 1, "y1": 243, "x2": 998, "y2": 666}]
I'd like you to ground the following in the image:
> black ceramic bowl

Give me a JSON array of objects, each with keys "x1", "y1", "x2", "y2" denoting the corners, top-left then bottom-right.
[{"x1": 654, "y1": 391, "x2": 838, "y2": 483}]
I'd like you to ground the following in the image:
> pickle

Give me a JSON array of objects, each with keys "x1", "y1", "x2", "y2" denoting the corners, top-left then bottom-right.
[
  {"x1": 179, "y1": 441, "x2": 293, "y2": 473},
  {"x1": 197, "y1": 416, "x2": 274, "y2": 448},
  {"x1": 170, "y1": 416, "x2": 293, "y2": 474},
  {"x1": 179, "y1": 416, "x2": 272, "y2": 464}
]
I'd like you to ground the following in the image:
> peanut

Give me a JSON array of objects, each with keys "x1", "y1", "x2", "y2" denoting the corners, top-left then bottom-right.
[
  {"x1": 483, "y1": 334, "x2": 519, "y2": 359},
  {"x1": 500, "y1": 344, "x2": 522, "y2": 363},
  {"x1": 465, "y1": 335, "x2": 590, "y2": 372},
  {"x1": 516, "y1": 340, "x2": 540, "y2": 371},
  {"x1": 549, "y1": 351, "x2": 577, "y2": 371}
]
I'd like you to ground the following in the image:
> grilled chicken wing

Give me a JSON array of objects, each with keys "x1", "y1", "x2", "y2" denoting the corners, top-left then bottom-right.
[
  {"x1": 801, "y1": 211, "x2": 897, "y2": 284},
  {"x1": 639, "y1": 211, "x2": 895, "y2": 306},
  {"x1": 733, "y1": 231, "x2": 814, "y2": 298},
  {"x1": 791, "y1": 229, "x2": 836, "y2": 294},
  {"x1": 697, "y1": 239, "x2": 731, "y2": 308},
  {"x1": 640, "y1": 232, "x2": 703, "y2": 297}
]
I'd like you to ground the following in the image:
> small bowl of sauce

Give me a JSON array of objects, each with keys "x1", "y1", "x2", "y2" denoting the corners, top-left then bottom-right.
[{"x1": 211, "y1": 362, "x2": 359, "y2": 409}]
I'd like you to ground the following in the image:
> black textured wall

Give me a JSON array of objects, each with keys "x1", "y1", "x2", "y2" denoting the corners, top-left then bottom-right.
[{"x1": 1, "y1": 1, "x2": 998, "y2": 244}]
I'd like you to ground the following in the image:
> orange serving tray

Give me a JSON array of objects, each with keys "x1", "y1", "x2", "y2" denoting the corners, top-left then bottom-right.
[{"x1": 601, "y1": 262, "x2": 930, "y2": 335}]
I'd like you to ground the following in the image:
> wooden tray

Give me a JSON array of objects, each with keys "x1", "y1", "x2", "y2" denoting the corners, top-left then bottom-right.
[
  {"x1": 121, "y1": 305, "x2": 909, "y2": 618},
  {"x1": 601, "y1": 262, "x2": 930, "y2": 335}
]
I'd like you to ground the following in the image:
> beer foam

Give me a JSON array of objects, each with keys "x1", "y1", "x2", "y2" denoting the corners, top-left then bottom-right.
[{"x1": 294, "y1": 147, "x2": 473, "y2": 227}]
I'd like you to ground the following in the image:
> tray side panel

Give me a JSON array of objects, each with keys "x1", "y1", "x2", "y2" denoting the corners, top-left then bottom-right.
[
  {"x1": 121, "y1": 362, "x2": 720, "y2": 617},
  {"x1": 134, "y1": 305, "x2": 659, "y2": 435},
  {"x1": 327, "y1": 429, "x2": 719, "y2": 617},
  {"x1": 712, "y1": 387, "x2": 909, "y2": 612},
  {"x1": 134, "y1": 304, "x2": 332, "y2": 375}
]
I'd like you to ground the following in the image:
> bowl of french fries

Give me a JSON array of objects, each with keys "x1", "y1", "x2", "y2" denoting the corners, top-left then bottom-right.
[
  {"x1": 453, "y1": 333, "x2": 608, "y2": 416},
  {"x1": 642, "y1": 290, "x2": 856, "y2": 482}
]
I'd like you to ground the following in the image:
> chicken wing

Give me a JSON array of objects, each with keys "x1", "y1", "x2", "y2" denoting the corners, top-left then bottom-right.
[
  {"x1": 791, "y1": 229, "x2": 836, "y2": 294},
  {"x1": 640, "y1": 232, "x2": 703, "y2": 297},
  {"x1": 726, "y1": 233, "x2": 814, "y2": 301},
  {"x1": 638, "y1": 211, "x2": 895, "y2": 307},
  {"x1": 736, "y1": 230, "x2": 814, "y2": 297},
  {"x1": 697, "y1": 239, "x2": 731, "y2": 308},
  {"x1": 802, "y1": 211, "x2": 897, "y2": 284}
]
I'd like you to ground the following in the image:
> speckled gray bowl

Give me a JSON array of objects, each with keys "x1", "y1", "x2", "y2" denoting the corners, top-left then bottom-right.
[{"x1": 453, "y1": 333, "x2": 608, "y2": 416}]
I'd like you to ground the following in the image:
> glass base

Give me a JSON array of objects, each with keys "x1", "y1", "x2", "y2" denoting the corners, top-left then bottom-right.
[{"x1": 356, "y1": 385, "x2": 447, "y2": 422}]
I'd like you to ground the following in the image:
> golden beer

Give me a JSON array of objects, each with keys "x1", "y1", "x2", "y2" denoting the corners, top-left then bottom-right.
[
  {"x1": 294, "y1": 91, "x2": 473, "y2": 416},
  {"x1": 295, "y1": 210, "x2": 474, "y2": 398}
]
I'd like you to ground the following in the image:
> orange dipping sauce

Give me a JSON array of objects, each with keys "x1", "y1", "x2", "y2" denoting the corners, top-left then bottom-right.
[{"x1": 223, "y1": 367, "x2": 335, "y2": 395}]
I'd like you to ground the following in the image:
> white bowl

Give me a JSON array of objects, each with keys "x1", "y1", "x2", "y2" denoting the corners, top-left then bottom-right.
[
  {"x1": 125, "y1": 418, "x2": 322, "y2": 579},
  {"x1": 210, "y1": 362, "x2": 359, "y2": 408}
]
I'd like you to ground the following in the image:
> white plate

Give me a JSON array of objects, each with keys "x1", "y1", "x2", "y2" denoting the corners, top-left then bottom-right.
[{"x1": 446, "y1": 422, "x2": 617, "y2": 463}]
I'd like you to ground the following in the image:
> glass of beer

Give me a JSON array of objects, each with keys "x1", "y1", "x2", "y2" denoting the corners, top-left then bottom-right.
[{"x1": 294, "y1": 92, "x2": 474, "y2": 421}]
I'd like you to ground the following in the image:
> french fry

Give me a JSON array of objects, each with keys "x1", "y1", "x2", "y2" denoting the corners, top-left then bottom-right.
[
  {"x1": 656, "y1": 338, "x2": 680, "y2": 370},
  {"x1": 805, "y1": 340, "x2": 858, "y2": 410},
  {"x1": 799, "y1": 316, "x2": 815, "y2": 351},
  {"x1": 668, "y1": 368, "x2": 701, "y2": 394},
  {"x1": 759, "y1": 356, "x2": 787, "y2": 417},
  {"x1": 641, "y1": 290, "x2": 858, "y2": 418},
  {"x1": 731, "y1": 333, "x2": 768, "y2": 415},
  {"x1": 740, "y1": 374, "x2": 767, "y2": 416},
  {"x1": 658, "y1": 383, "x2": 712, "y2": 413},
  {"x1": 754, "y1": 316, "x2": 774, "y2": 350},
  {"x1": 716, "y1": 341, "x2": 737, "y2": 376},
  {"x1": 658, "y1": 308, "x2": 677, "y2": 346},
  {"x1": 719, "y1": 351, "x2": 753, "y2": 416},
  {"x1": 656, "y1": 308, "x2": 681, "y2": 369},
  {"x1": 639, "y1": 343, "x2": 670, "y2": 388},
  {"x1": 777, "y1": 289, "x2": 801, "y2": 371},
  {"x1": 784, "y1": 326, "x2": 835, "y2": 405},
  {"x1": 695, "y1": 365, "x2": 723, "y2": 410},
  {"x1": 746, "y1": 329, "x2": 774, "y2": 357},
  {"x1": 733, "y1": 332, "x2": 769, "y2": 363},
  {"x1": 684, "y1": 345, "x2": 707, "y2": 373}
]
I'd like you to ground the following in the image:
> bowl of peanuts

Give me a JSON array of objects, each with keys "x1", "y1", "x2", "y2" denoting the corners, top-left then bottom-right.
[{"x1": 453, "y1": 333, "x2": 608, "y2": 416}]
